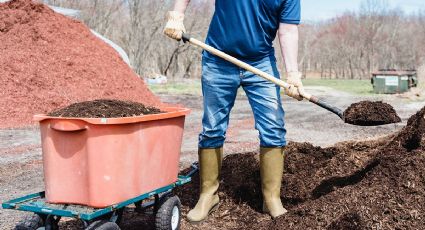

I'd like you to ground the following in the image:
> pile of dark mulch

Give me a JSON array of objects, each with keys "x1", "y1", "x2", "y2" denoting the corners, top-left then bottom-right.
[
  {"x1": 176, "y1": 106, "x2": 425, "y2": 230},
  {"x1": 389, "y1": 106, "x2": 425, "y2": 151},
  {"x1": 47, "y1": 99, "x2": 162, "y2": 118},
  {"x1": 343, "y1": 101, "x2": 401, "y2": 126},
  {"x1": 327, "y1": 213, "x2": 365, "y2": 230}
]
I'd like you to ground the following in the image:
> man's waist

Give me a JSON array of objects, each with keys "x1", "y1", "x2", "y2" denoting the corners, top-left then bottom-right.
[{"x1": 202, "y1": 50, "x2": 276, "y2": 66}]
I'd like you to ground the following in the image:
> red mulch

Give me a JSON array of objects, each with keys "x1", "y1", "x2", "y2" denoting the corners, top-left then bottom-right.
[{"x1": 0, "y1": 0, "x2": 160, "y2": 129}]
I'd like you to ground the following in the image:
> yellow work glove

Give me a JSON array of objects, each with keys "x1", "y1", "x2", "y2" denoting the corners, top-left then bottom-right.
[
  {"x1": 285, "y1": 72, "x2": 304, "y2": 101},
  {"x1": 163, "y1": 11, "x2": 186, "y2": 41}
]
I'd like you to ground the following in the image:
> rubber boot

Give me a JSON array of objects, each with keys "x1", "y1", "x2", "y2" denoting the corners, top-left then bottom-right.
[
  {"x1": 260, "y1": 147, "x2": 288, "y2": 218},
  {"x1": 187, "y1": 148, "x2": 223, "y2": 223}
]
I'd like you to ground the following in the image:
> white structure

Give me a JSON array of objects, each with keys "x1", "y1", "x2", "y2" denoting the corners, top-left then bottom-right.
[
  {"x1": 48, "y1": 5, "x2": 80, "y2": 18},
  {"x1": 46, "y1": 5, "x2": 131, "y2": 66},
  {"x1": 418, "y1": 64, "x2": 425, "y2": 82}
]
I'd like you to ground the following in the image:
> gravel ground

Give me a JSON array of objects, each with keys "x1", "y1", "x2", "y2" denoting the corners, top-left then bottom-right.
[{"x1": 0, "y1": 87, "x2": 423, "y2": 229}]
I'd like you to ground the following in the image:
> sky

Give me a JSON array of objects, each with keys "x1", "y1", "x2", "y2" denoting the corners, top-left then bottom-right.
[{"x1": 301, "y1": 0, "x2": 425, "y2": 22}]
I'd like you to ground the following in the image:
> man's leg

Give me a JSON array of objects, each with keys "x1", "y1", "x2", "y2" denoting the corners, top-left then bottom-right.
[
  {"x1": 198, "y1": 58, "x2": 240, "y2": 149},
  {"x1": 241, "y1": 57, "x2": 287, "y2": 218},
  {"x1": 187, "y1": 58, "x2": 240, "y2": 222},
  {"x1": 241, "y1": 58, "x2": 286, "y2": 148}
]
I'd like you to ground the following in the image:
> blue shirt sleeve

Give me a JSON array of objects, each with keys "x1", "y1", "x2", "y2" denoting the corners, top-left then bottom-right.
[{"x1": 280, "y1": 0, "x2": 301, "y2": 24}]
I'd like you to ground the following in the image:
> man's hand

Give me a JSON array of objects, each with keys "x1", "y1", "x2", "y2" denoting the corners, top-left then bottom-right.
[
  {"x1": 163, "y1": 11, "x2": 186, "y2": 41},
  {"x1": 285, "y1": 72, "x2": 304, "y2": 101}
]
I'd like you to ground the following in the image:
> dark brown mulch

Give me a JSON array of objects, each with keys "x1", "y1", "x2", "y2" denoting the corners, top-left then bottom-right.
[
  {"x1": 343, "y1": 101, "x2": 401, "y2": 126},
  {"x1": 389, "y1": 106, "x2": 425, "y2": 151},
  {"x1": 47, "y1": 99, "x2": 162, "y2": 118},
  {"x1": 327, "y1": 213, "x2": 365, "y2": 230},
  {"x1": 176, "y1": 106, "x2": 425, "y2": 230}
]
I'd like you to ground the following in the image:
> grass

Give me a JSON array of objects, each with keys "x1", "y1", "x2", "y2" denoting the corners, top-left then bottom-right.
[
  {"x1": 147, "y1": 78, "x2": 376, "y2": 96},
  {"x1": 148, "y1": 80, "x2": 202, "y2": 95},
  {"x1": 303, "y1": 79, "x2": 374, "y2": 95}
]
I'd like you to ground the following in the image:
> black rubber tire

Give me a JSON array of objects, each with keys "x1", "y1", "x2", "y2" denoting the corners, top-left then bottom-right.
[
  {"x1": 85, "y1": 220, "x2": 120, "y2": 230},
  {"x1": 15, "y1": 214, "x2": 44, "y2": 230},
  {"x1": 155, "y1": 195, "x2": 181, "y2": 230}
]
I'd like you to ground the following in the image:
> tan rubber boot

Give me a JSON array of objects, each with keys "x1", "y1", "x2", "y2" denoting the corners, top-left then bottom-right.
[
  {"x1": 260, "y1": 147, "x2": 288, "y2": 218},
  {"x1": 187, "y1": 148, "x2": 223, "y2": 223}
]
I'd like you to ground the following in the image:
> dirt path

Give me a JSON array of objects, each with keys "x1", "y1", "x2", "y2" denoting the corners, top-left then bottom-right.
[
  {"x1": 173, "y1": 86, "x2": 423, "y2": 165},
  {"x1": 0, "y1": 87, "x2": 423, "y2": 229}
]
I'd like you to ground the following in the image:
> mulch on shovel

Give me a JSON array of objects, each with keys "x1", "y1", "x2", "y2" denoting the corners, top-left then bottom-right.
[
  {"x1": 48, "y1": 99, "x2": 162, "y2": 118},
  {"x1": 175, "y1": 106, "x2": 425, "y2": 230},
  {"x1": 343, "y1": 101, "x2": 401, "y2": 126}
]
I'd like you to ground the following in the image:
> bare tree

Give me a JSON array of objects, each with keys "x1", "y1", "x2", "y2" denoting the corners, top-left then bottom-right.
[{"x1": 44, "y1": 0, "x2": 425, "y2": 80}]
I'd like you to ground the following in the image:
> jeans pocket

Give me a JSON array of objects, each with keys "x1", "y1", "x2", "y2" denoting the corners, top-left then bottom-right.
[
  {"x1": 254, "y1": 58, "x2": 280, "y2": 80},
  {"x1": 201, "y1": 62, "x2": 215, "y2": 85},
  {"x1": 271, "y1": 61, "x2": 281, "y2": 79}
]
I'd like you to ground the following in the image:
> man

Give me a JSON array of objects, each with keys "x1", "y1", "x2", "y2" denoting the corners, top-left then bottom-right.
[{"x1": 164, "y1": 0, "x2": 303, "y2": 222}]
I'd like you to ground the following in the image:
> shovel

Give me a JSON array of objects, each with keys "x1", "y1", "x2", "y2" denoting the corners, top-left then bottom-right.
[
  {"x1": 181, "y1": 33, "x2": 400, "y2": 127},
  {"x1": 181, "y1": 34, "x2": 345, "y2": 116}
]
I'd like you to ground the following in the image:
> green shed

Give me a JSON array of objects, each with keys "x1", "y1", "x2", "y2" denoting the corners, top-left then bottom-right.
[{"x1": 371, "y1": 70, "x2": 417, "y2": 94}]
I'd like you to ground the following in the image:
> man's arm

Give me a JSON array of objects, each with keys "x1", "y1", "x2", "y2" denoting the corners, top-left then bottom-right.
[
  {"x1": 278, "y1": 23, "x2": 299, "y2": 72},
  {"x1": 163, "y1": 0, "x2": 191, "y2": 40},
  {"x1": 278, "y1": 23, "x2": 303, "y2": 100},
  {"x1": 173, "y1": 0, "x2": 190, "y2": 14}
]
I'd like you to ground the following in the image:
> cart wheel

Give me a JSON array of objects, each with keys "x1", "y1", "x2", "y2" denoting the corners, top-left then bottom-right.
[
  {"x1": 155, "y1": 195, "x2": 181, "y2": 230},
  {"x1": 85, "y1": 220, "x2": 120, "y2": 230},
  {"x1": 15, "y1": 214, "x2": 44, "y2": 230}
]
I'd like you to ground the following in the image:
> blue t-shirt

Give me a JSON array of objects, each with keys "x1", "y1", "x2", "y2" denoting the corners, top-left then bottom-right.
[{"x1": 204, "y1": 0, "x2": 301, "y2": 61}]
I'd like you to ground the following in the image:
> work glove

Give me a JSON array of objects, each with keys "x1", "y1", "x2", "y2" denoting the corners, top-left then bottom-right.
[
  {"x1": 163, "y1": 11, "x2": 186, "y2": 41},
  {"x1": 285, "y1": 72, "x2": 304, "y2": 101}
]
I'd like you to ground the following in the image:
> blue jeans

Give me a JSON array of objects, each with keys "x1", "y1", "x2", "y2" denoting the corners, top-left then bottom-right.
[{"x1": 198, "y1": 55, "x2": 286, "y2": 148}]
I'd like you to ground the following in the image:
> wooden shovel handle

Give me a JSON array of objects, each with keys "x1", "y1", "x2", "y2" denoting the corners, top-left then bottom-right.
[
  {"x1": 182, "y1": 34, "x2": 344, "y2": 119},
  {"x1": 182, "y1": 35, "x2": 303, "y2": 94}
]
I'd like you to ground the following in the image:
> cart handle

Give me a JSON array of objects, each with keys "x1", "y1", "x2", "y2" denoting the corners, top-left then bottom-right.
[
  {"x1": 49, "y1": 120, "x2": 87, "y2": 132},
  {"x1": 184, "y1": 162, "x2": 199, "y2": 178}
]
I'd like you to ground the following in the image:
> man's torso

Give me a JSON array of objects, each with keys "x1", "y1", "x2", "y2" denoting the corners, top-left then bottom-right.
[{"x1": 205, "y1": 0, "x2": 300, "y2": 61}]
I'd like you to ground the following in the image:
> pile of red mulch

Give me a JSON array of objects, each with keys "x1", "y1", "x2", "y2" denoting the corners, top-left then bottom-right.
[
  {"x1": 343, "y1": 101, "x2": 401, "y2": 126},
  {"x1": 0, "y1": 0, "x2": 160, "y2": 129},
  {"x1": 173, "y1": 106, "x2": 425, "y2": 230}
]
